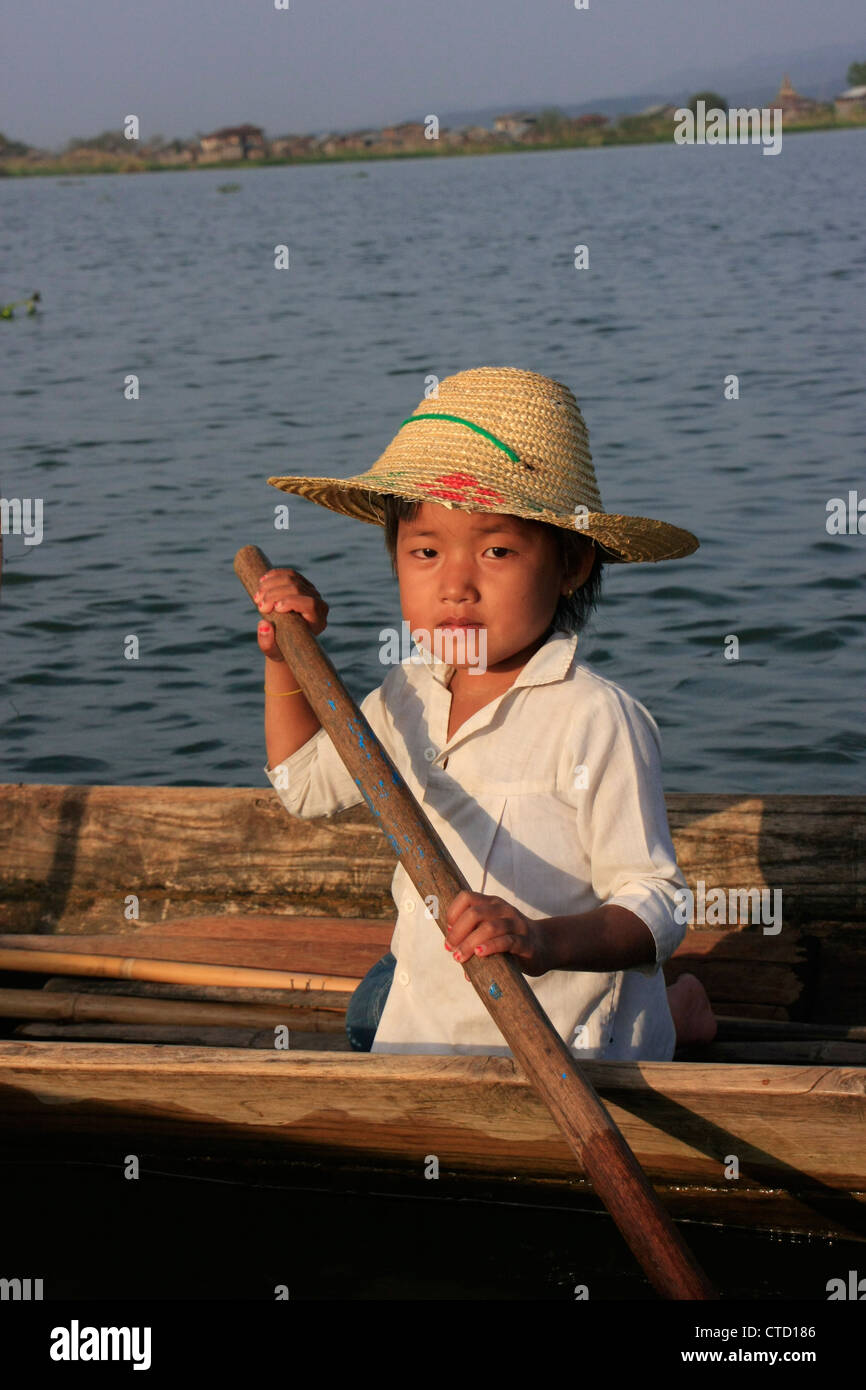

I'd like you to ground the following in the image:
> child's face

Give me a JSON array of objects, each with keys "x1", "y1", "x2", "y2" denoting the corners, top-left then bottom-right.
[{"x1": 395, "y1": 502, "x2": 592, "y2": 673}]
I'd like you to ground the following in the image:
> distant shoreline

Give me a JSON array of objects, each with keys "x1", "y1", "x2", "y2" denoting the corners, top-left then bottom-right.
[{"x1": 2, "y1": 118, "x2": 864, "y2": 178}]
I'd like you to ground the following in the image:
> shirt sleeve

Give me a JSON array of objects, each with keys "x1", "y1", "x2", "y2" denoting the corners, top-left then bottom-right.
[
  {"x1": 263, "y1": 684, "x2": 385, "y2": 820},
  {"x1": 573, "y1": 686, "x2": 687, "y2": 976}
]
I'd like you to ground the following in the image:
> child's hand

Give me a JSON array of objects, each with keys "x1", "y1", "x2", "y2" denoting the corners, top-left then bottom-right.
[
  {"x1": 254, "y1": 568, "x2": 329, "y2": 660},
  {"x1": 444, "y1": 891, "x2": 555, "y2": 976}
]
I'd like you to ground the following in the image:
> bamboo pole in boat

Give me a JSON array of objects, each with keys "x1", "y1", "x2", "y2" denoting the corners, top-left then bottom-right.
[
  {"x1": 0, "y1": 930, "x2": 378, "y2": 978},
  {"x1": 41, "y1": 979, "x2": 351, "y2": 1010},
  {"x1": 0, "y1": 948, "x2": 357, "y2": 993},
  {"x1": 236, "y1": 543, "x2": 717, "y2": 1301},
  {"x1": 679, "y1": 1040, "x2": 866, "y2": 1064},
  {"x1": 0, "y1": 987, "x2": 345, "y2": 1031},
  {"x1": 715, "y1": 1016, "x2": 866, "y2": 1043}
]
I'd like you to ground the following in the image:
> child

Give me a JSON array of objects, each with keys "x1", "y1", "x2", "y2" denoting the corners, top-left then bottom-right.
[{"x1": 256, "y1": 367, "x2": 715, "y2": 1059}]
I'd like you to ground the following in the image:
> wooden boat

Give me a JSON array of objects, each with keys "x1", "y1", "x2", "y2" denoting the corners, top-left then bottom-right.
[{"x1": 0, "y1": 784, "x2": 864, "y2": 1242}]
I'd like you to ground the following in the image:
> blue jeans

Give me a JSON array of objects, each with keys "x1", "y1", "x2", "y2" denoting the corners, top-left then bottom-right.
[{"x1": 345, "y1": 952, "x2": 396, "y2": 1051}]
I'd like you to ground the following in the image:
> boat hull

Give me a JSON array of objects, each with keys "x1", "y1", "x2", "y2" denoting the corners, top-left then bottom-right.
[{"x1": 1, "y1": 1040, "x2": 863, "y2": 1241}]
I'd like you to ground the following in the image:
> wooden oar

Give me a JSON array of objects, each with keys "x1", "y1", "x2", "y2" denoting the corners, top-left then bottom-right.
[{"x1": 237, "y1": 543, "x2": 717, "y2": 1300}]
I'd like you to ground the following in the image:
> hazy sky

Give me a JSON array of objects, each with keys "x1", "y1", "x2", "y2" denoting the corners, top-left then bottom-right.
[{"x1": 3, "y1": 0, "x2": 863, "y2": 149}]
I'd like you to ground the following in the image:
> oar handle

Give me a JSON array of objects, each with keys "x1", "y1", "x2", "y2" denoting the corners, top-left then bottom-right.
[{"x1": 237, "y1": 544, "x2": 716, "y2": 1300}]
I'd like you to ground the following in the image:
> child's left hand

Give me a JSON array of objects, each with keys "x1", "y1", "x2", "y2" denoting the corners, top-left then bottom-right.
[{"x1": 444, "y1": 891, "x2": 556, "y2": 976}]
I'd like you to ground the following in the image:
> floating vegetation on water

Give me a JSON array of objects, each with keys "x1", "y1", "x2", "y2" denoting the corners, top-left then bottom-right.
[
  {"x1": 1, "y1": 291, "x2": 40, "y2": 320},
  {"x1": 217, "y1": 182, "x2": 241, "y2": 193}
]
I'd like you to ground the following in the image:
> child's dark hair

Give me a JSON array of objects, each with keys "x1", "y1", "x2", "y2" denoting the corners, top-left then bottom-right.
[{"x1": 380, "y1": 494, "x2": 604, "y2": 636}]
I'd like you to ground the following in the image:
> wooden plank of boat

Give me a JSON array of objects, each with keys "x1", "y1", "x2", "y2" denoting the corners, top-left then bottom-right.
[
  {"x1": 0, "y1": 1041, "x2": 862, "y2": 1241},
  {"x1": 2, "y1": 786, "x2": 863, "y2": 930},
  {"x1": 0, "y1": 924, "x2": 385, "y2": 977}
]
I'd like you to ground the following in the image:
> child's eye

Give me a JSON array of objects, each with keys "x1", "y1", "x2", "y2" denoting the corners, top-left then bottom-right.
[{"x1": 408, "y1": 546, "x2": 513, "y2": 559}]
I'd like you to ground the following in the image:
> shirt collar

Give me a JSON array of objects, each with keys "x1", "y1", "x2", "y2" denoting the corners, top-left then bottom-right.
[{"x1": 418, "y1": 627, "x2": 579, "y2": 690}]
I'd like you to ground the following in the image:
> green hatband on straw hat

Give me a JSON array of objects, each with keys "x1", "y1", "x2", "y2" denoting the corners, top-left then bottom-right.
[{"x1": 266, "y1": 366, "x2": 699, "y2": 564}]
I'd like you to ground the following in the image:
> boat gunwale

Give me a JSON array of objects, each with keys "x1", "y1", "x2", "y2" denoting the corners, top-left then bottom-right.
[{"x1": 1, "y1": 1039, "x2": 864, "y2": 1097}]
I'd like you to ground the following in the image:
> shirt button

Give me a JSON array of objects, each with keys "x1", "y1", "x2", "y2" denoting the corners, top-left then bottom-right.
[
  {"x1": 398, "y1": 970, "x2": 410, "y2": 987},
  {"x1": 424, "y1": 747, "x2": 437, "y2": 762}
]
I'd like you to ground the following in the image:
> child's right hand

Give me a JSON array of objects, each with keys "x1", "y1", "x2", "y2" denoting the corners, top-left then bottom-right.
[{"x1": 254, "y1": 568, "x2": 329, "y2": 661}]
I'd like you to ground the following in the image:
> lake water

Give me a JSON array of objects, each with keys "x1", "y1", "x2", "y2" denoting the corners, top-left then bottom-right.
[
  {"x1": 1, "y1": 131, "x2": 864, "y2": 792},
  {"x1": 5, "y1": 1152, "x2": 863, "y2": 1303}
]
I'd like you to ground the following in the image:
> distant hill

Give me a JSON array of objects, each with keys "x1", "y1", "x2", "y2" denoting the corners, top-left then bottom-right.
[
  {"x1": 412, "y1": 38, "x2": 861, "y2": 129},
  {"x1": 654, "y1": 39, "x2": 861, "y2": 105}
]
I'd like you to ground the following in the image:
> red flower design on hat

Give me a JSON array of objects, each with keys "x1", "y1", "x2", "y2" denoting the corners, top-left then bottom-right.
[{"x1": 418, "y1": 472, "x2": 507, "y2": 505}]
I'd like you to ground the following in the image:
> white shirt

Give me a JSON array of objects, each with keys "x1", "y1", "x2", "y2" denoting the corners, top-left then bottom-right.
[{"x1": 264, "y1": 628, "x2": 687, "y2": 1060}]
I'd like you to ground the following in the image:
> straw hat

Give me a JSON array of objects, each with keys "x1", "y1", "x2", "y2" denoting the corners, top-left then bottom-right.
[{"x1": 267, "y1": 367, "x2": 698, "y2": 564}]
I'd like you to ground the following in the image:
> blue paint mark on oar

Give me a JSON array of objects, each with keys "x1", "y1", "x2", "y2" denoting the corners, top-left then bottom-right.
[
  {"x1": 354, "y1": 778, "x2": 381, "y2": 817},
  {"x1": 489, "y1": 982, "x2": 502, "y2": 1000}
]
